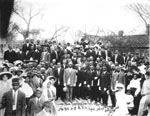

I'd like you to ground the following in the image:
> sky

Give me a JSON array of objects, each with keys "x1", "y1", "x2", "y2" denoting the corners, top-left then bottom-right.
[{"x1": 11, "y1": 0, "x2": 150, "y2": 42}]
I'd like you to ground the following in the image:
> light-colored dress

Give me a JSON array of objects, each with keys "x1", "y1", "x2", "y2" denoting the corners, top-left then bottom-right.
[
  {"x1": 113, "y1": 87, "x2": 129, "y2": 116},
  {"x1": 40, "y1": 81, "x2": 57, "y2": 116},
  {"x1": 0, "y1": 80, "x2": 11, "y2": 116},
  {"x1": 138, "y1": 79, "x2": 150, "y2": 116}
]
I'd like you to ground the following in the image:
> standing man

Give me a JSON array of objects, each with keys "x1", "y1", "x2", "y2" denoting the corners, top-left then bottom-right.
[
  {"x1": 63, "y1": 62, "x2": 77, "y2": 102},
  {"x1": 100, "y1": 66, "x2": 111, "y2": 105},
  {"x1": 0, "y1": 78, "x2": 26, "y2": 116},
  {"x1": 54, "y1": 62, "x2": 64, "y2": 100},
  {"x1": 26, "y1": 88, "x2": 43, "y2": 116},
  {"x1": 40, "y1": 47, "x2": 51, "y2": 63}
]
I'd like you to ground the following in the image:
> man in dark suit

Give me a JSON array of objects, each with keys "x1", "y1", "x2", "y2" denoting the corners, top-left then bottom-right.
[
  {"x1": 22, "y1": 39, "x2": 32, "y2": 53},
  {"x1": 100, "y1": 66, "x2": 111, "y2": 105},
  {"x1": 112, "y1": 50, "x2": 124, "y2": 65},
  {"x1": 86, "y1": 65, "x2": 96, "y2": 100},
  {"x1": 101, "y1": 48, "x2": 112, "y2": 62},
  {"x1": 26, "y1": 88, "x2": 43, "y2": 116},
  {"x1": 50, "y1": 49, "x2": 58, "y2": 62},
  {"x1": 92, "y1": 65, "x2": 101, "y2": 102},
  {"x1": 4, "y1": 44, "x2": 17, "y2": 63},
  {"x1": 16, "y1": 48, "x2": 25, "y2": 61},
  {"x1": 0, "y1": 78, "x2": 26, "y2": 116},
  {"x1": 54, "y1": 62, "x2": 64, "y2": 100}
]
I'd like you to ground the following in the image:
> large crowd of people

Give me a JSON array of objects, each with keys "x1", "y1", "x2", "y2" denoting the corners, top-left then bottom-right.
[{"x1": 0, "y1": 38, "x2": 149, "y2": 116}]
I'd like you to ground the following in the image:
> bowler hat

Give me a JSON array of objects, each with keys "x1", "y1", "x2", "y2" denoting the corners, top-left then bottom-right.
[{"x1": 12, "y1": 78, "x2": 20, "y2": 85}]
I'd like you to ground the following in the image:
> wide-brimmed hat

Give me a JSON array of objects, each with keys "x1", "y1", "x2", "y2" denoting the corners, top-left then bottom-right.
[
  {"x1": 47, "y1": 76, "x2": 57, "y2": 83},
  {"x1": 14, "y1": 60, "x2": 23, "y2": 66},
  {"x1": 0, "y1": 71, "x2": 13, "y2": 80}
]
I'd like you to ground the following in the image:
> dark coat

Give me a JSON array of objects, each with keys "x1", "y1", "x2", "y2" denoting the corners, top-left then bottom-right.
[
  {"x1": 22, "y1": 43, "x2": 32, "y2": 53},
  {"x1": 1, "y1": 89, "x2": 26, "y2": 116},
  {"x1": 26, "y1": 97, "x2": 43, "y2": 116},
  {"x1": 86, "y1": 70, "x2": 96, "y2": 86},
  {"x1": 112, "y1": 54, "x2": 124, "y2": 65},
  {"x1": 100, "y1": 71, "x2": 111, "y2": 90},
  {"x1": 4, "y1": 50, "x2": 17, "y2": 63},
  {"x1": 93, "y1": 70, "x2": 101, "y2": 87}
]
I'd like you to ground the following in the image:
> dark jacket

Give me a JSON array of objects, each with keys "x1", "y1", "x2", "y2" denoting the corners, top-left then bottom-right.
[
  {"x1": 1, "y1": 89, "x2": 26, "y2": 116},
  {"x1": 4, "y1": 50, "x2": 16, "y2": 63}
]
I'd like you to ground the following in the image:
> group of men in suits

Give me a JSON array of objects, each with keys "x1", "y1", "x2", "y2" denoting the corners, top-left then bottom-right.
[{"x1": 1, "y1": 38, "x2": 149, "y2": 116}]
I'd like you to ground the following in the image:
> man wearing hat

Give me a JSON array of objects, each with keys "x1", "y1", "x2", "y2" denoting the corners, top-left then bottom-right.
[
  {"x1": 26, "y1": 88, "x2": 43, "y2": 116},
  {"x1": 0, "y1": 78, "x2": 26, "y2": 116}
]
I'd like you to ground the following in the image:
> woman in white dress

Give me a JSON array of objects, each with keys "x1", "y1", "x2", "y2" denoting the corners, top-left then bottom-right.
[
  {"x1": 40, "y1": 76, "x2": 57, "y2": 116},
  {"x1": 113, "y1": 83, "x2": 129, "y2": 116},
  {"x1": 0, "y1": 72, "x2": 12, "y2": 116}
]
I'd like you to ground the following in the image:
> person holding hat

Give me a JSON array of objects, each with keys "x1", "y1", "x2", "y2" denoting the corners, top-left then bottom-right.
[
  {"x1": 63, "y1": 61, "x2": 77, "y2": 102},
  {"x1": 138, "y1": 69, "x2": 150, "y2": 116},
  {"x1": 53, "y1": 62, "x2": 65, "y2": 101},
  {"x1": 0, "y1": 78, "x2": 26, "y2": 116},
  {"x1": 26, "y1": 88, "x2": 43, "y2": 116},
  {"x1": 0, "y1": 72, "x2": 12, "y2": 116}
]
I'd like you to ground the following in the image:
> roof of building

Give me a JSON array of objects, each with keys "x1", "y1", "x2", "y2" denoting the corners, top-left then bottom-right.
[{"x1": 83, "y1": 34, "x2": 149, "y2": 48}]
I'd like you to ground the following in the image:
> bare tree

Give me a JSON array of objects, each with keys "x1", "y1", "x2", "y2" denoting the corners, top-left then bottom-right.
[
  {"x1": 50, "y1": 26, "x2": 69, "y2": 42},
  {"x1": 128, "y1": 2, "x2": 150, "y2": 30},
  {"x1": 13, "y1": 1, "x2": 41, "y2": 38}
]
